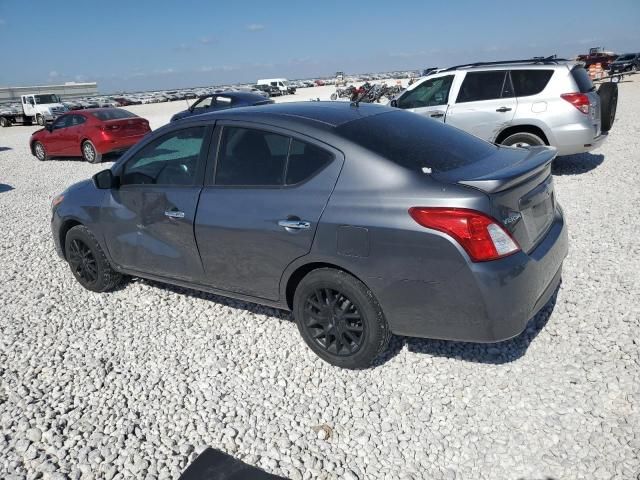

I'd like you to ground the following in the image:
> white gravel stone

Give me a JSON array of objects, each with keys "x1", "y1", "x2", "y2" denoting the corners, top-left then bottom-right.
[{"x1": 0, "y1": 79, "x2": 639, "y2": 480}]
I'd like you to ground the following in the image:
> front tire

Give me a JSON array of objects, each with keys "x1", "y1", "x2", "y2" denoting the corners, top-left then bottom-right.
[
  {"x1": 330, "y1": 93, "x2": 338, "y2": 101},
  {"x1": 33, "y1": 141, "x2": 48, "y2": 161},
  {"x1": 500, "y1": 132, "x2": 545, "y2": 148},
  {"x1": 293, "y1": 268, "x2": 390, "y2": 369},
  {"x1": 82, "y1": 140, "x2": 102, "y2": 163},
  {"x1": 64, "y1": 225, "x2": 125, "y2": 292},
  {"x1": 37, "y1": 115, "x2": 45, "y2": 126}
]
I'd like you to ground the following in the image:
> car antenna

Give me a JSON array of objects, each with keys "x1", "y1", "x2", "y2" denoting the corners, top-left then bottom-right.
[{"x1": 350, "y1": 83, "x2": 374, "y2": 108}]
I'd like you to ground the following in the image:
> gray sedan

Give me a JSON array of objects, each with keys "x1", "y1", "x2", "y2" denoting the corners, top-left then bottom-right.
[{"x1": 50, "y1": 102, "x2": 568, "y2": 368}]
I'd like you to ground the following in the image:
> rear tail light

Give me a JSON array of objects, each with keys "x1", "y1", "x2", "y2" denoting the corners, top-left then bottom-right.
[
  {"x1": 98, "y1": 124, "x2": 120, "y2": 131},
  {"x1": 561, "y1": 93, "x2": 590, "y2": 114},
  {"x1": 408, "y1": 207, "x2": 520, "y2": 262}
]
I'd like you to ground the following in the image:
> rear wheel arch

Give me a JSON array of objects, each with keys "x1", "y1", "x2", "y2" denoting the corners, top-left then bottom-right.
[
  {"x1": 495, "y1": 124, "x2": 550, "y2": 146},
  {"x1": 284, "y1": 262, "x2": 369, "y2": 311}
]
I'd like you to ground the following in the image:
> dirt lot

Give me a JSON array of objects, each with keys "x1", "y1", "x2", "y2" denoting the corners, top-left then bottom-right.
[{"x1": 0, "y1": 79, "x2": 638, "y2": 480}]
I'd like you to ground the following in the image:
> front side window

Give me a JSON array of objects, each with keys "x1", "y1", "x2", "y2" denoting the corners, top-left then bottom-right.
[
  {"x1": 456, "y1": 71, "x2": 508, "y2": 103},
  {"x1": 215, "y1": 127, "x2": 289, "y2": 186},
  {"x1": 121, "y1": 127, "x2": 205, "y2": 186},
  {"x1": 397, "y1": 75, "x2": 454, "y2": 109}
]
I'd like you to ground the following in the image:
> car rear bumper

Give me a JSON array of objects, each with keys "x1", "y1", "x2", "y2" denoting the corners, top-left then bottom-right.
[
  {"x1": 377, "y1": 207, "x2": 568, "y2": 342},
  {"x1": 94, "y1": 134, "x2": 147, "y2": 154},
  {"x1": 553, "y1": 124, "x2": 608, "y2": 156}
]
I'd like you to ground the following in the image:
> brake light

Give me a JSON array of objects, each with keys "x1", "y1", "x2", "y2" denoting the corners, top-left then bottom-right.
[
  {"x1": 408, "y1": 207, "x2": 520, "y2": 262},
  {"x1": 561, "y1": 93, "x2": 590, "y2": 114}
]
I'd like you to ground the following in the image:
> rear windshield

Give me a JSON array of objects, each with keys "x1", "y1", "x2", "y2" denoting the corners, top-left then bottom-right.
[
  {"x1": 91, "y1": 108, "x2": 137, "y2": 121},
  {"x1": 571, "y1": 67, "x2": 595, "y2": 93},
  {"x1": 337, "y1": 111, "x2": 497, "y2": 173}
]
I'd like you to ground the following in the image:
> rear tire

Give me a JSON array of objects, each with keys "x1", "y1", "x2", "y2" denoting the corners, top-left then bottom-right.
[
  {"x1": 500, "y1": 132, "x2": 545, "y2": 148},
  {"x1": 64, "y1": 225, "x2": 125, "y2": 292},
  {"x1": 0, "y1": 117, "x2": 10, "y2": 127},
  {"x1": 82, "y1": 140, "x2": 102, "y2": 163},
  {"x1": 293, "y1": 268, "x2": 390, "y2": 369},
  {"x1": 33, "y1": 141, "x2": 48, "y2": 161},
  {"x1": 598, "y1": 82, "x2": 618, "y2": 133}
]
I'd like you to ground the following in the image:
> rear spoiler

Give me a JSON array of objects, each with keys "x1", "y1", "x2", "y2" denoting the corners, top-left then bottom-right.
[{"x1": 458, "y1": 146, "x2": 556, "y2": 193}]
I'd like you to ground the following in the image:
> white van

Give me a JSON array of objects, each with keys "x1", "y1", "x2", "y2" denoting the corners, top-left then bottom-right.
[{"x1": 257, "y1": 78, "x2": 290, "y2": 94}]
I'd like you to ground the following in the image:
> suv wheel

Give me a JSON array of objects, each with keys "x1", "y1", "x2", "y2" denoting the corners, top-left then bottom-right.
[
  {"x1": 293, "y1": 268, "x2": 390, "y2": 369},
  {"x1": 64, "y1": 225, "x2": 125, "y2": 292},
  {"x1": 500, "y1": 132, "x2": 545, "y2": 148}
]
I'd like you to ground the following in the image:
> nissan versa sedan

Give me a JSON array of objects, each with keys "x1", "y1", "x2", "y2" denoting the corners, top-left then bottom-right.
[
  {"x1": 51, "y1": 102, "x2": 568, "y2": 368},
  {"x1": 31, "y1": 108, "x2": 151, "y2": 163}
]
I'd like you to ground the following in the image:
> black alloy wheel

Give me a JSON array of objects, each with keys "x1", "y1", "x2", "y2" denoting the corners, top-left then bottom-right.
[
  {"x1": 303, "y1": 288, "x2": 365, "y2": 356},
  {"x1": 67, "y1": 238, "x2": 98, "y2": 286}
]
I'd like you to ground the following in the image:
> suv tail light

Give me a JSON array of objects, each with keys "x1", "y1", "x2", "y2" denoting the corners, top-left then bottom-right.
[
  {"x1": 561, "y1": 93, "x2": 590, "y2": 114},
  {"x1": 408, "y1": 207, "x2": 520, "y2": 262}
]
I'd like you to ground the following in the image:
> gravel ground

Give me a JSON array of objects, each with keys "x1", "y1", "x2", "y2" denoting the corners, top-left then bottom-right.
[{"x1": 0, "y1": 80, "x2": 638, "y2": 480}]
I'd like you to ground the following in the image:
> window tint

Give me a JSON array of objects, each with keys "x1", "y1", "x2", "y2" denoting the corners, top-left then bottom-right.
[
  {"x1": 215, "y1": 127, "x2": 289, "y2": 186},
  {"x1": 457, "y1": 71, "x2": 508, "y2": 103},
  {"x1": 121, "y1": 127, "x2": 205, "y2": 186},
  {"x1": 286, "y1": 140, "x2": 333, "y2": 185},
  {"x1": 571, "y1": 67, "x2": 595, "y2": 93},
  {"x1": 193, "y1": 96, "x2": 213, "y2": 110},
  {"x1": 397, "y1": 75, "x2": 454, "y2": 109},
  {"x1": 511, "y1": 70, "x2": 553, "y2": 97},
  {"x1": 69, "y1": 115, "x2": 86, "y2": 126},
  {"x1": 91, "y1": 108, "x2": 137, "y2": 121},
  {"x1": 52, "y1": 115, "x2": 73, "y2": 130},
  {"x1": 337, "y1": 111, "x2": 497, "y2": 174}
]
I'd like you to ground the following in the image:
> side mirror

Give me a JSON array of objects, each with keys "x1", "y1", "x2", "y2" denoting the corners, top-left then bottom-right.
[
  {"x1": 92, "y1": 169, "x2": 118, "y2": 189},
  {"x1": 390, "y1": 99, "x2": 398, "y2": 108}
]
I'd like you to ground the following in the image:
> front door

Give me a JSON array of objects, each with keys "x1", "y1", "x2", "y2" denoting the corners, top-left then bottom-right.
[
  {"x1": 445, "y1": 70, "x2": 517, "y2": 142},
  {"x1": 46, "y1": 115, "x2": 75, "y2": 155},
  {"x1": 395, "y1": 74, "x2": 455, "y2": 122},
  {"x1": 102, "y1": 125, "x2": 210, "y2": 281},
  {"x1": 195, "y1": 125, "x2": 342, "y2": 300}
]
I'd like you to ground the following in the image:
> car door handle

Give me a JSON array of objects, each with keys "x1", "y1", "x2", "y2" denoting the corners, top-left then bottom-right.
[
  {"x1": 430, "y1": 111, "x2": 445, "y2": 118},
  {"x1": 496, "y1": 107, "x2": 512, "y2": 113},
  {"x1": 164, "y1": 210, "x2": 185, "y2": 219},
  {"x1": 278, "y1": 220, "x2": 311, "y2": 230}
]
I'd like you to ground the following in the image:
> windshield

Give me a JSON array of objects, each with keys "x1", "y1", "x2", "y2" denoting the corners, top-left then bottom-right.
[
  {"x1": 616, "y1": 54, "x2": 635, "y2": 61},
  {"x1": 34, "y1": 94, "x2": 61, "y2": 104}
]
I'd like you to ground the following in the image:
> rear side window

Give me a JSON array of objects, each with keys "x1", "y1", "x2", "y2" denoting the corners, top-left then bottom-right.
[
  {"x1": 214, "y1": 127, "x2": 333, "y2": 186},
  {"x1": 91, "y1": 108, "x2": 137, "y2": 121},
  {"x1": 337, "y1": 111, "x2": 497, "y2": 173},
  {"x1": 456, "y1": 71, "x2": 509, "y2": 103},
  {"x1": 216, "y1": 127, "x2": 289, "y2": 186},
  {"x1": 511, "y1": 70, "x2": 554, "y2": 97},
  {"x1": 286, "y1": 140, "x2": 333, "y2": 185},
  {"x1": 571, "y1": 67, "x2": 595, "y2": 93}
]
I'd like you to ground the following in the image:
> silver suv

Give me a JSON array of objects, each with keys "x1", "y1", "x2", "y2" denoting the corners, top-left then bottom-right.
[{"x1": 392, "y1": 59, "x2": 613, "y2": 156}]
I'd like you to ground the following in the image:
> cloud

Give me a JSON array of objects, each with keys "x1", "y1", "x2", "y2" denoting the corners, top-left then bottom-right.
[
  {"x1": 246, "y1": 23, "x2": 265, "y2": 32},
  {"x1": 199, "y1": 36, "x2": 217, "y2": 45},
  {"x1": 0, "y1": 18, "x2": 5, "y2": 26},
  {"x1": 198, "y1": 66, "x2": 214, "y2": 72},
  {"x1": 48, "y1": 71, "x2": 59, "y2": 78},
  {"x1": 74, "y1": 74, "x2": 87, "y2": 82},
  {"x1": 174, "y1": 43, "x2": 194, "y2": 52}
]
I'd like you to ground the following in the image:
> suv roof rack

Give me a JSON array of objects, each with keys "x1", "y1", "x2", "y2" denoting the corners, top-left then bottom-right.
[{"x1": 443, "y1": 55, "x2": 570, "y2": 71}]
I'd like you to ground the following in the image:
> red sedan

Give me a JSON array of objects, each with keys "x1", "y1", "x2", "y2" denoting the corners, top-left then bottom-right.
[{"x1": 30, "y1": 108, "x2": 151, "y2": 163}]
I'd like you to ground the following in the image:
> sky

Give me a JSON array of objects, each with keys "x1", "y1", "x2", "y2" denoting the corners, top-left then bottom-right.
[{"x1": 0, "y1": 0, "x2": 639, "y2": 93}]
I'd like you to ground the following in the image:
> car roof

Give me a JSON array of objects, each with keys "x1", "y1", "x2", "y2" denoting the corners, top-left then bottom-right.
[
  {"x1": 185, "y1": 101, "x2": 392, "y2": 128},
  {"x1": 201, "y1": 91, "x2": 266, "y2": 101}
]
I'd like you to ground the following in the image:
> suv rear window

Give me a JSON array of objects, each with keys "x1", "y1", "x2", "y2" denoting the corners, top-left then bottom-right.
[
  {"x1": 571, "y1": 67, "x2": 595, "y2": 93},
  {"x1": 337, "y1": 111, "x2": 497, "y2": 173},
  {"x1": 511, "y1": 70, "x2": 554, "y2": 97},
  {"x1": 91, "y1": 108, "x2": 137, "y2": 121}
]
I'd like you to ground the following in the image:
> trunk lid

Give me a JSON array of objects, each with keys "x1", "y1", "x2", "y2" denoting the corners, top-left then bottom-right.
[
  {"x1": 102, "y1": 117, "x2": 149, "y2": 136},
  {"x1": 432, "y1": 145, "x2": 557, "y2": 253}
]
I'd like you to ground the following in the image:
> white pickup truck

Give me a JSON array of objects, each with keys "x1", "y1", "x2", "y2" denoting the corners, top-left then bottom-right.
[{"x1": 0, "y1": 94, "x2": 68, "y2": 127}]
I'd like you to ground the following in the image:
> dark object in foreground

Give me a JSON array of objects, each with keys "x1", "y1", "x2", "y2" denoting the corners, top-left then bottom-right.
[{"x1": 179, "y1": 448, "x2": 288, "y2": 480}]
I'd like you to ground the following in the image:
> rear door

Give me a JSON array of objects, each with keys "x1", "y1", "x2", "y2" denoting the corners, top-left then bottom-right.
[
  {"x1": 446, "y1": 70, "x2": 517, "y2": 142},
  {"x1": 195, "y1": 123, "x2": 343, "y2": 300},
  {"x1": 395, "y1": 74, "x2": 455, "y2": 121},
  {"x1": 103, "y1": 125, "x2": 211, "y2": 281}
]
